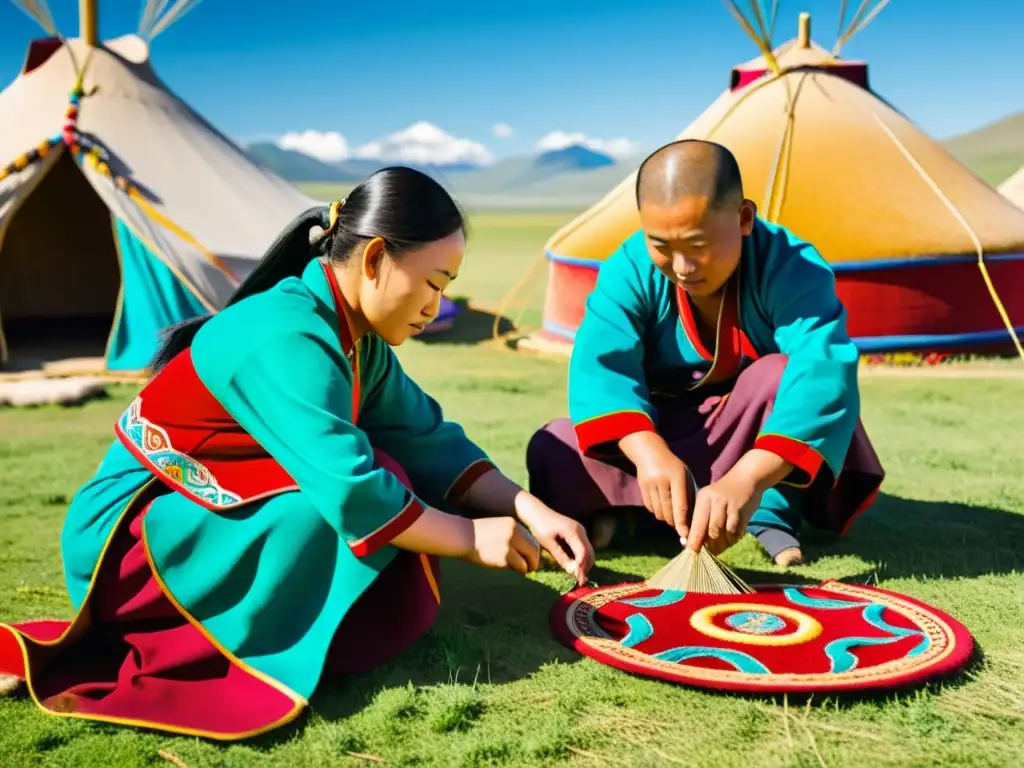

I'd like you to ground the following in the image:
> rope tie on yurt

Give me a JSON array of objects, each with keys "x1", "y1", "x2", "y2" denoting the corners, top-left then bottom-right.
[
  {"x1": 864, "y1": 112, "x2": 1024, "y2": 363},
  {"x1": 724, "y1": 1, "x2": 782, "y2": 76},
  {"x1": 0, "y1": 48, "x2": 95, "y2": 182},
  {"x1": 109, "y1": 173, "x2": 240, "y2": 286},
  {"x1": 758, "y1": 72, "x2": 808, "y2": 223},
  {"x1": 832, "y1": 0, "x2": 890, "y2": 56},
  {"x1": 491, "y1": 243, "x2": 551, "y2": 341}
]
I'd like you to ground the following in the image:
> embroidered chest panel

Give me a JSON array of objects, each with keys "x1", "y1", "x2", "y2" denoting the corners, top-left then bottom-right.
[{"x1": 118, "y1": 397, "x2": 243, "y2": 507}]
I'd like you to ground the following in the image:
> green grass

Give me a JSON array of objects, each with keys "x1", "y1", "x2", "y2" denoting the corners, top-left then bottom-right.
[{"x1": 2, "y1": 211, "x2": 1024, "y2": 766}]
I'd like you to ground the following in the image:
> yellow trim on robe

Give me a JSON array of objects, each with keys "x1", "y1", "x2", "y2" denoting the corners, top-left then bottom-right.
[
  {"x1": 0, "y1": 480, "x2": 308, "y2": 741},
  {"x1": 420, "y1": 554, "x2": 442, "y2": 604}
]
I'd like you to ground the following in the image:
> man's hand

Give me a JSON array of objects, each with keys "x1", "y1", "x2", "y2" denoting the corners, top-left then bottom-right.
[
  {"x1": 686, "y1": 449, "x2": 793, "y2": 553},
  {"x1": 620, "y1": 432, "x2": 692, "y2": 540},
  {"x1": 686, "y1": 473, "x2": 763, "y2": 554}
]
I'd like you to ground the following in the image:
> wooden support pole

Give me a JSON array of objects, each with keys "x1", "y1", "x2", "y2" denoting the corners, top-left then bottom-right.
[{"x1": 80, "y1": 0, "x2": 99, "y2": 46}]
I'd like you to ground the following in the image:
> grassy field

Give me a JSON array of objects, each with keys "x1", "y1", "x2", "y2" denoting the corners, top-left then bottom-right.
[{"x1": 2, "y1": 210, "x2": 1024, "y2": 767}]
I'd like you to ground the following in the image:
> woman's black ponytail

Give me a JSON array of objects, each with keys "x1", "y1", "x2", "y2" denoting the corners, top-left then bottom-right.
[
  {"x1": 149, "y1": 205, "x2": 333, "y2": 373},
  {"x1": 150, "y1": 165, "x2": 466, "y2": 374}
]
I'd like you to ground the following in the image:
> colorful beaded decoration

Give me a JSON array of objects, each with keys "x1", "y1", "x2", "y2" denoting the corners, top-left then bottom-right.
[
  {"x1": 0, "y1": 73, "x2": 87, "y2": 183},
  {"x1": 0, "y1": 54, "x2": 238, "y2": 284}
]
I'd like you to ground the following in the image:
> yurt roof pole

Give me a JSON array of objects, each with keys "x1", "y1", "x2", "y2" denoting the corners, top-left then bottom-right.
[
  {"x1": 833, "y1": 0, "x2": 889, "y2": 55},
  {"x1": 7, "y1": 1, "x2": 60, "y2": 36},
  {"x1": 798, "y1": 11, "x2": 811, "y2": 48},
  {"x1": 80, "y1": 0, "x2": 99, "y2": 46}
]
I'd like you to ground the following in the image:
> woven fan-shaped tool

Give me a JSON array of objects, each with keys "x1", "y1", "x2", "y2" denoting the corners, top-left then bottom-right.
[
  {"x1": 645, "y1": 545, "x2": 755, "y2": 595},
  {"x1": 643, "y1": 470, "x2": 754, "y2": 596}
]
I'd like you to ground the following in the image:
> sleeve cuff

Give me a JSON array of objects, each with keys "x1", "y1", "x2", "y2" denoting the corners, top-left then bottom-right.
[
  {"x1": 348, "y1": 494, "x2": 425, "y2": 557},
  {"x1": 444, "y1": 459, "x2": 497, "y2": 504},
  {"x1": 575, "y1": 411, "x2": 656, "y2": 457},
  {"x1": 754, "y1": 433, "x2": 825, "y2": 488}
]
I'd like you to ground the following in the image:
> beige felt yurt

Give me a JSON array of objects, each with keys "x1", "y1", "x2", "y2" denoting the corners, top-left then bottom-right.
[
  {"x1": 511, "y1": 3, "x2": 1024, "y2": 360},
  {"x1": 0, "y1": 1, "x2": 316, "y2": 373}
]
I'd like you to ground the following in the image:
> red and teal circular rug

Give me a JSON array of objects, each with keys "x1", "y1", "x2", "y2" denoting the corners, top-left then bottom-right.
[{"x1": 550, "y1": 580, "x2": 974, "y2": 693}]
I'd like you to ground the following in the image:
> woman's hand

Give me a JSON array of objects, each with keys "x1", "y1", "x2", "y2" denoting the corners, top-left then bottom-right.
[
  {"x1": 465, "y1": 517, "x2": 542, "y2": 575},
  {"x1": 457, "y1": 467, "x2": 594, "y2": 584},
  {"x1": 515, "y1": 495, "x2": 595, "y2": 586}
]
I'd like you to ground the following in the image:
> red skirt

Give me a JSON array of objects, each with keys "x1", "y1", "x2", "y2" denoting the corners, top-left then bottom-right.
[{"x1": 0, "y1": 452, "x2": 440, "y2": 740}]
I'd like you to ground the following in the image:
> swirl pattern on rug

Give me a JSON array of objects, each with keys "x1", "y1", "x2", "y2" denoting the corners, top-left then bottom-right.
[{"x1": 550, "y1": 580, "x2": 974, "y2": 693}]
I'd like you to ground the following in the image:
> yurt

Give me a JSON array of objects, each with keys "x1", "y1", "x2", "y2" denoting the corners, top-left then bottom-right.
[
  {"x1": 521, "y1": 5, "x2": 1024, "y2": 358},
  {"x1": 0, "y1": 1, "x2": 318, "y2": 373},
  {"x1": 1001, "y1": 165, "x2": 1024, "y2": 211}
]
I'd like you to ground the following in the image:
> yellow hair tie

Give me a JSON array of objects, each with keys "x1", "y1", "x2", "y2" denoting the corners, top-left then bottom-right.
[{"x1": 326, "y1": 199, "x2": 345, "y2": 235}]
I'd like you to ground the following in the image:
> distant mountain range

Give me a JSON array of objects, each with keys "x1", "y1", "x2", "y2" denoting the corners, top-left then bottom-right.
[
  {"x1": 245, "y1": 143, "x2": 484, "y2": 182},
  {"x1": 246, "y1": 111, "x2": 1024, "y2": 207},
  {"x1": 246, "y1": 141, "x2": 636, "y2": 205}
]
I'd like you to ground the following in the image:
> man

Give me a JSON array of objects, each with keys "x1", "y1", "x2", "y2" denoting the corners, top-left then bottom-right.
[{"x1": 527, "y1": 139, "x2": 884, "y2": 566}]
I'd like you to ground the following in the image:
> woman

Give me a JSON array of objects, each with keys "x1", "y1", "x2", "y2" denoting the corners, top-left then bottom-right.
[{"x1": 0, "y1": 167, "x2": 594, "y2": 740}]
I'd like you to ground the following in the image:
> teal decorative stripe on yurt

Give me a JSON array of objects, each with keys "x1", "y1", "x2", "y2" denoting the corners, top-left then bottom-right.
[{"x1": 106, "y1": 219, "x2": 208, "y2": 371}]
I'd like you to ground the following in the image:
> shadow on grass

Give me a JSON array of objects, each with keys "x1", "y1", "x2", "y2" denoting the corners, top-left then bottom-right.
[
  {"x1": 238, "y1": 559, "x2": 589, "y2": 743},
  {"x1": 573, "y1": 492, "x2": 1024, "y2": 585},
  {"x1": 412, "y1": 298, "x2": 515, "y2": 346},
  {"x1": 243, "y1": 491, "x2": 1015, "y2": 744},
  {"x1": 809, "y1": 492, "x2": 1024, "y2": 582}
]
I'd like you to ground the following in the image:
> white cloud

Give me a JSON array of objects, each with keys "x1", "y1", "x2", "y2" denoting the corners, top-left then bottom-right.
[
  {"x1": 276, "y1": 130, "x2": 350, "y2": 162},
  {"x1": 492, "y1": 122, "x2": 514, "y2": 139},
  {"x1": 353, "y1": 121, "x2": 494, "y2": 166},
  {"x1": 536, "y1": 131, "x2": 639, "y2": 158}
]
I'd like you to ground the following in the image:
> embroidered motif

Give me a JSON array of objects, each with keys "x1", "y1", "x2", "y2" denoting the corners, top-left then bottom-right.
[
  {"x1": 726, "y1": 611, "x2": 787, "y2": 635},
  {"x1": 118, "y1": 397, "x2": 242, "y2": 506},
  {"x1": 651, "y1": 646, "x2": 771, "y2": 674},
  {"x1": 689, "y1": 603, "x2": 823, "y2": 647},
  {"x1": 620, "y1": 614, "x2": 655, "y2": 647}
]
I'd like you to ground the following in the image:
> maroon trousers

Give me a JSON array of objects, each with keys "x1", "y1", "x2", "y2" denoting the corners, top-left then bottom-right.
[
  {"x1": 526, "y1": 355, "x2": 884, "y2": 557},
  {"x1": 0, "y1": 451, "x2": 438, "y2": 740}
]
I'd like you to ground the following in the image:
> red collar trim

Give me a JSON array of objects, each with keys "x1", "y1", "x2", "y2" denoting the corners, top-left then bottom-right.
[
  {"x1": 321, "y1": 260, "x2": 355, "y2": 357},
  {"x1": 677, "y1": 269, "x2": 760, "y2": 390},
  {"x1": 676, "y1": 287, "x2": 714, "y2": 361},
  {"x1": 320, "y1": 260, "x2": 361, "y2": 424}
]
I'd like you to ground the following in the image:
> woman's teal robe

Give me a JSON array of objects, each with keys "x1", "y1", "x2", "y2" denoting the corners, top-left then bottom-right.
[{"x1": 20, "y1": 258, "x2": 494, "y2": 726}]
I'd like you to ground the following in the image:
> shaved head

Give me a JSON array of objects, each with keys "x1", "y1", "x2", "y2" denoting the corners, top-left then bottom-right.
[
  {"x1": 635, "y1": 140, "x2": 744, "y2": 211},
  {"x1": 634, "y1": 140, "x2": 756, "y2": 298}
]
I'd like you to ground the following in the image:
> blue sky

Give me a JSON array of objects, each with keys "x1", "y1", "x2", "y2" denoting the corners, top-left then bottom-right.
[{"x1": 2, "y1": 1, "x2": 1022, "y2": 163}]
